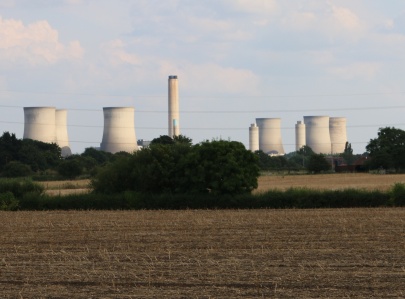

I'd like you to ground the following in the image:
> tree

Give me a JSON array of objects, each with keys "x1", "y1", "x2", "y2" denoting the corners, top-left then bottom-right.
[
  {"x1": 151, "y1": 134, "x2": 193, "y2": 146},
  {"x1": 92, "y1": 139, "x2": 259, "y2": 196},
  {"x1": 307, "y1": 154, "x2": 331, "y2": 173},
  {"x1": 58, "y1": 159, "x2": 83, "y2": 179},
  {"x1": 366, "y1": 127, "x2": 405, "y2": 171},
  {"x1": 341, "y1": 142, "x2": 355, "y2": 165},
  {"x1": 181, "y1": 140, "x2": 259, "y2": 195},
  {"x1": 2, "y1": 161, "x2": 32, "y2": 177},
  {"x1": 255, "y1": 150, "x2": 288, "y2": 170}
]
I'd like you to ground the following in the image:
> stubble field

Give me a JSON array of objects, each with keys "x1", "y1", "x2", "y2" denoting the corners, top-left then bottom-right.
[{"x1": 1, "y1": 209, "x2": 405, "y2": 298}]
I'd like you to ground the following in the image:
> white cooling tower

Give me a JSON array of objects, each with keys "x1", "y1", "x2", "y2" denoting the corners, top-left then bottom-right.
[
  {"x1": 168, "y1": 75, "x2": 180, "y2": 137},
  {"x1": 304, "y1": 116, "x2": 331, "y2": 154},
  {"x1": 249, "y1": 123, "x2": 259, "y2": 152},
  {"x1": 329, "y1": 117, "x2": 347, "y2": 154},
  {"x1": 295, "y1": 121, "x2": 306, "y2": 151},
  {"x1": 100, "y1": 107, "x2": 138, "y2": 154},
  {"x1": 256, "y1": 118, "x2": 285, "y2": 155},
  {"x1": 55, "y1": 109, "x2": 72, "y2": 157},
  {"x1": 23, "y1": 107, "x2": 56, "y2": 144}
]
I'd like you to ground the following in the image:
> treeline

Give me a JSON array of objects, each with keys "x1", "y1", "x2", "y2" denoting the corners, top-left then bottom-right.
[
  {"x1": 0, "y1": 132, "x2": 125, "y2": 179},
  {"x1": 1, "y1": 178, "x2": 405, "y2": 210}
]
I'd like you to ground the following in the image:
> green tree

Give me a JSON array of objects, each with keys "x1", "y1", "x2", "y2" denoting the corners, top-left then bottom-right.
[
  {"x1": 182, "y1": 140, "x2": 259, "y2": 195},
  {"x1": 341, "y1": 142, "x2": 355, "y2": 165},
  {"x1": 58, "y1": 159, "x2": 83, "y2": 179},
  {"x1": 92, "y1": 139, "x2": 259, "y2": 196},
  {"x1": 2, "y1": 161, "x2": 32, "y2": 178},
  {"x1": 307, "y1": 153, "x2": 331, "y2": 173},
  {"x1": 366, "y1": 127, "x2": 405, "y2": 171}
]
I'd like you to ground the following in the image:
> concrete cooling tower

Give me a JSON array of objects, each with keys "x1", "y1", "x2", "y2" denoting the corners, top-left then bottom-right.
[
  {"x1": 256, "y1": 118, "x2": 285, "y2": 155},
  {"x1": 168, "y1": 75, "x2": 180, "y2": 137},
  {"x1": 100, "y1": 107, "x2": 138, "y2": 154},
  {"x1": 249, "y1": 123, "x2": 259, "y2": 152},
  {"x1": 329, "y1": 117, "x2": 347, "y2": 154},
  {"x1": 304, "y1": 116, "x2": 331, "y2": 154},
  {"x1": 23, "y1": 107, "x2": 56, "y2": 144},
  {"x1": 295, "y1": 121, "x2": 306, "y2": 151},
  {"x1": 55, "y1": 109, "x2": 72, "y2": 157}
]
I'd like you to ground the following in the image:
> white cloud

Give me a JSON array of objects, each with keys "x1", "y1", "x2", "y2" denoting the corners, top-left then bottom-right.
[{"x1": 0, "y1": 17, "x2": 84, "y2": 65}]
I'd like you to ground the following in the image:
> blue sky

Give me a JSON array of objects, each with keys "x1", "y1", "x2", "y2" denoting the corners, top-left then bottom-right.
[{"x1": 1, "y1": 0, "x2": 405, "y2": 154}]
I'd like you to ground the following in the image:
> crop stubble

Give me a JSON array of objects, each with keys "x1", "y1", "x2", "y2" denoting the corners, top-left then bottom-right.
[{"x1": 0, "y1": 209, "x2": 404, "y2": 298}]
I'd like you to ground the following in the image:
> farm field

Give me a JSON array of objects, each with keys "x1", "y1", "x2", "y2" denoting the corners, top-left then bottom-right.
[
  {"x1": 256, "y1": 173, "x2": 405, "y2": 193},
  {"x1": 1, "y1": 209, "x2": 404, "y2": 298},
  {"x1": 38, "y1": 173, "x2": 405, "y2": 196}
]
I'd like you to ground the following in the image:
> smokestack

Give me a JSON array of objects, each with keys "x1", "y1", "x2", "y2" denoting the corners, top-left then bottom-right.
[
  {"x1": 23, "y1": 107, "x2": 56, "y2": 144},
  {"x1": 249, "y1": 123, "x2": 259, "y2": 152},
  {"x1": 168, "y1": 75, "x2": 180, "y2": 137},
  {"x1": 295, "y1": 121, "x2": 306, "y2": 151},
  {"x1": 55, "y1": 109, "x2": 72, "y2": 157},
  {"x1": 100, "y1": 107, "x2": 138, "y2": 154}
]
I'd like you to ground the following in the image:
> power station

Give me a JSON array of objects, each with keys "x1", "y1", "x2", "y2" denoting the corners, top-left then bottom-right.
[
  {"x1": 55, "y1": 109, "x2": 72, "y2": 157},
  {"x1": 21, "y1": 75, "x2": 349, "y2": 157},
  {"x1": 252, "y1": 118, "x2": 285, "y2": 155},
  {"x1": 303, "y1": 116, "x2": 332, "y2": 154},
  {"x1": 23, "y1": 107, "x2": 71, "y2": 157},
  {"x1": 249, "y1": 116, "x2": 348, "y2": 155},
  {"x1": 295, "y1": 121, "x2": 306, "y2": 151},
  {"x1": 329, "y1": 117, "x2": 347, "y2": 154},
  {"x1": 100, "y1": 107, "x2": 138, "y2": 154}
]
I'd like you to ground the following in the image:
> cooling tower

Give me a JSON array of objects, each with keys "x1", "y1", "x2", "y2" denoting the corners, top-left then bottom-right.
[
  {"x1": 168, "y1": 75, "x2": 180, "y2": 137},
  {"x1": 55, "y1": 109, "x2": 72, "y2": 157},
  {"x1": 256, "y1": 118, "x2": 285, "y2": 155},
  {"x1": 295, "y1": 121, "x2": 306, "y2": 151},
  {"x1": 23, "y1": 107, "x2": 56, "y2": 144},
  {"x1": 249, "y1": 123, "x2": 259, "y2": 152},
  {"x1": 100, "y1": 107, "x2": 138, "y2": 154},
  {"x1": 329, "y1": 117, "x2": 347, "y2": 154},
  {"x1": 304, "y1": 116, "x2": 331, "y2": 154}
]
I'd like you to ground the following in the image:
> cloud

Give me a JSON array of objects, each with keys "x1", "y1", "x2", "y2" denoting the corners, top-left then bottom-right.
[{"x1": 0, "y1": 17, "x2": 84, "y2": 65}]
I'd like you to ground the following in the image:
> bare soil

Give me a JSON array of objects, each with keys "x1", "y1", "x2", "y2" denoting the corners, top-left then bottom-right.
[{"x1": 0, "y1": 209, "x2": 404, "y2": 298}]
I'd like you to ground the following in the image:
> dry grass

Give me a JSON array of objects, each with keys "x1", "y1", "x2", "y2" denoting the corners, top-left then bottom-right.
[
  {"x1": 39, "y1": 179, "x2": 91, "y2": 196},
  {"x1": 0, "y1": 209, "x2": 404, "y2": 298},
  {"x1": 255, "y1": 173, "x2": 405, "y2": 193},
  {"x1": 38, "y1": 173, "x2": 405, "y2": 196}
]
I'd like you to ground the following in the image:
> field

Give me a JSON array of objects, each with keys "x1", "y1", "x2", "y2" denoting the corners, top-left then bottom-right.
[
  {"x1": 38, "y1": 173, "x2": 405, "y2": 196},
  {"x1": 1, "y1": 209, "x2": 405, "y2": 298},
  {"x1": 256, "y1": 173, "x2": 405, "y2": 193}
]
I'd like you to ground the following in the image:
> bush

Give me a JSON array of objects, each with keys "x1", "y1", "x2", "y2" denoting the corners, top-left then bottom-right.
[
  {"x1": 0, "y1": 191, "x2": 19, "y2": 211},
  {"x1": 2, "y1": 161, "x2": 32, "y2": 177},
  {"x1": 58, "y1": 159, "x2": 83, "y2": 179},
  {"x1": 391, "y1": 183, "x2": 405, "y2": 206},
  {"x1": 0, "y1": 178, "x2": 44, "y2": 198}
]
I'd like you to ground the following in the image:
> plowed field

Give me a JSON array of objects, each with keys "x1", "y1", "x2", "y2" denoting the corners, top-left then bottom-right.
[{"x1": 1, "y1": 209, "x2": 404, "y2": 298}]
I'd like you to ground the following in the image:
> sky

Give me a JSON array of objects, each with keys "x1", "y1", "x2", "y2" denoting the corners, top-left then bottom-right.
[{"x1": 1, "y1": 0, "x2": 405, "y2": 154}]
